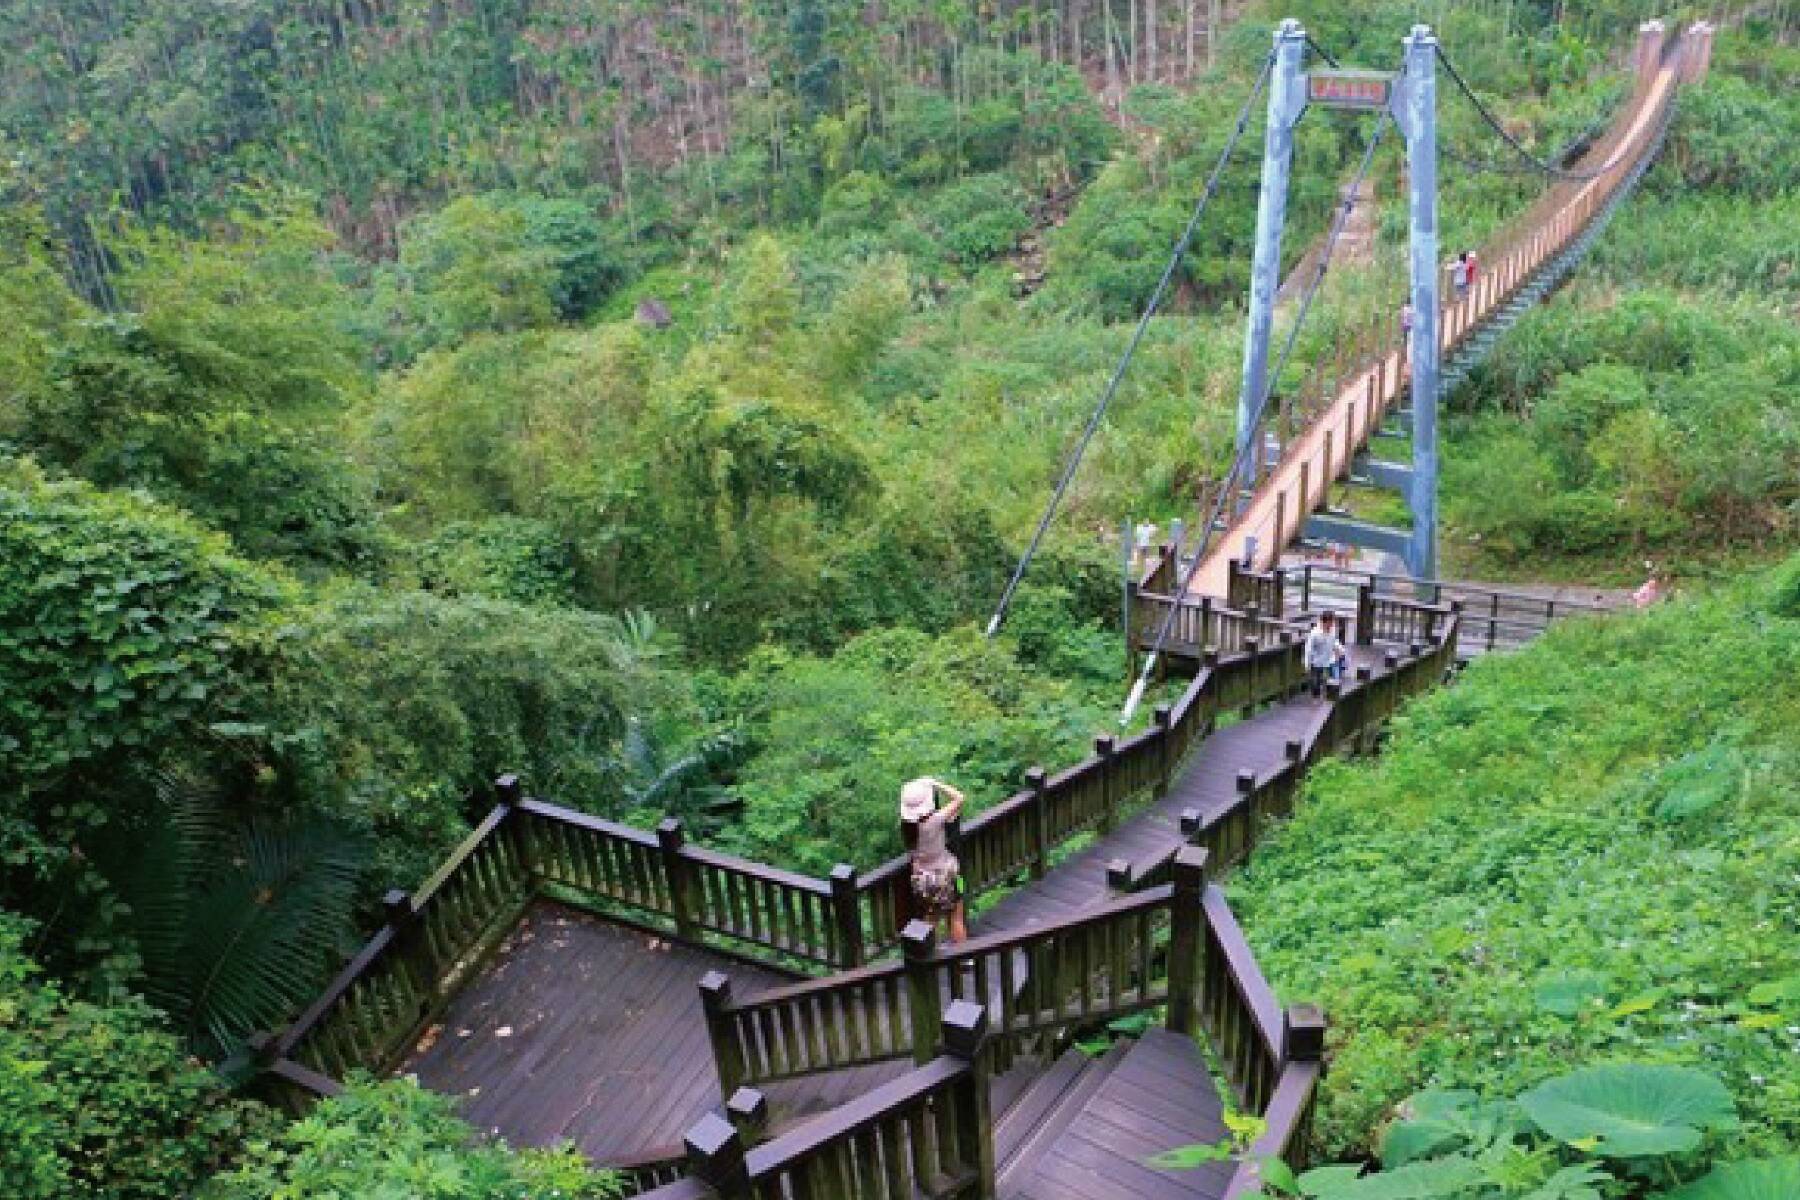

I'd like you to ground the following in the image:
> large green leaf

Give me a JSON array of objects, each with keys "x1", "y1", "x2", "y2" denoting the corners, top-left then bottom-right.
[
  {"x1": 1534, "y1": 969, "x2": 1610, "y2": 1016},
  {"x1": 1667, "y1": 1158, "x2": 1800, "y2": 1200},
  {"x1": 1299, "y1": 1158, "x2": 1482, "y2": 1199},
  {"x1": 1519, "y1": 1064, "x2": 1736, "y2": 1158}
]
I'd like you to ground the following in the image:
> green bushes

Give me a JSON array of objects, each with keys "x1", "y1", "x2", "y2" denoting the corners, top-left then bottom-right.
[
  {"x1": 0, "y1": 911, "x2": 274, "y2": 1200},
  {"x1": 1230, "y1": 557, "x2": 1800, "y2": 1163},
  {"x1": 203, "y1": 1077, "x2": 619, "y2": 1199}
]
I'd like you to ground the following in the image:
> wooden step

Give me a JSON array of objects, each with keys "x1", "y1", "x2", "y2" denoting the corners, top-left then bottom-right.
[
  {"x1": 997, "y1": 1041, "x2": 1129, "y2": 1195},
  {"x1": 1001, "y1": 1030, "x2": 1236, "y2": 1200}
]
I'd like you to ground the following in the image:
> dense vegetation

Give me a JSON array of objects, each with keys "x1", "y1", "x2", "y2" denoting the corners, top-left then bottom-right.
[
  {"x1": 1, "y1": 0, "x2": 1795, "y2": 1191},
  {"x1": 1233, "y1": 552, "x2": 1800, "y2": 1186}
]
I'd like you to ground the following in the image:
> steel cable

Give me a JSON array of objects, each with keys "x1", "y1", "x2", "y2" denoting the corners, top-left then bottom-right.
[
  {"x1": 983, "y1": 53, "x2": 1277, "y2": 638},
  {"x1": 1434, "y1": 45, "x2": 1640, "y2": 181},
  {"x1": 1122, "y1": 106, "x2": 1395, "y2": 723}
]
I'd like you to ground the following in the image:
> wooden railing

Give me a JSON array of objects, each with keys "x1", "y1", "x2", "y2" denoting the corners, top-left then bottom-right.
[
  {"x1": 644, "y1": 1002, "x2": 996, "y2": 1200},
  {"x1": 1281, "y1": 562, "x2": 1612, "y2": 655},
  {"x1": 856, "y1": 626, "x2": 1304, "y2": 959}
]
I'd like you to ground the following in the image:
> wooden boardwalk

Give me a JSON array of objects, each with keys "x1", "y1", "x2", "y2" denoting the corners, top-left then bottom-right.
[
  {"x1": 403, "y1": 643, "x2": 1389, "y2": 1168},
  {"x1": 976, "y1": 644, "x2": 1383, "y2": 938}
]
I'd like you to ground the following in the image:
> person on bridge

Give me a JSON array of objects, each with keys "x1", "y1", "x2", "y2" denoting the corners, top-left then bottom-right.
[
  {"x1": 901, "y1": 777, "x2": 968, "y2": 943},
  {"x1": 1451, "y1": 252, "x2": 1471, "y2": 299},
  {"x1": 1304, "y1": 611, "x2": 1346, "y2": 698},
  {"x1": 1466, "y1": 249, "x2": 1480, "y2": 286}
]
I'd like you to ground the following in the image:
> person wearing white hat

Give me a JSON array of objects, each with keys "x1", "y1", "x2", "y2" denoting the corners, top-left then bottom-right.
[{"x1": 901, "y1": 777, "x2": 967, "y2": 943}]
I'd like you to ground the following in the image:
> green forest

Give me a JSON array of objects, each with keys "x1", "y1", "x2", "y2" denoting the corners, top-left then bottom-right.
[{"x1": 1, "y1": 0, "x2": 1796, "y2": 1195}]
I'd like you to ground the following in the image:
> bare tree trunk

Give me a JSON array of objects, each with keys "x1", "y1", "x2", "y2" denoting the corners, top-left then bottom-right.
[
  {"x1": 1208, "y1": 0, "x2": 1220, "y2": 69},
  {"x1": 1146, "y1": 0, "x2": 1157, "y2": 83}
]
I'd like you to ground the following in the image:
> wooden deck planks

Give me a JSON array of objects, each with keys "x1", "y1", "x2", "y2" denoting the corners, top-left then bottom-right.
[
  {"x1": 399, "y1": 902, "x2": 909, "y2": 1164},
  {"x1": 1003, "y1": 1031, "x2": 1236, "y2": 1200}
]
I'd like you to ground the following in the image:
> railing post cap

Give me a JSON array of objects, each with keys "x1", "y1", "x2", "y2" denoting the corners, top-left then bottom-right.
[
  {"x1": 1235, "y1": 769, "x2": 1256, "y2": 794},
  {"x1": 1284, "y1": 1003, "x2": 1327, "y2": 1061},
  {"x1": 1173, "y1": 845, "x2": 1209, "y2": 890},
  {"x1": 1024, "y1": 764, "x2": 1047, "y2": 788},
  {"x1": 1105, "y1": 858, "x2": 1132, "y2": 890},
  {"x1": 1152, "y1": 703, "x2": 1172, "y2": 727},
  {"x1": 726, "y1": 1086, "x2": 769, "y2": 1126},
  {"x1": 941, "y1": 999, "x2": 989, "y2": 1057},
  {"x1": 1356, "y1": 665, "x2": 1372, "y2": 682},
  {"x1": 1202, "y1": 648, "x2": 1220, "y2": 666},
  {"x1": 1284, "y1": 738, "x2": 1303, "y2": 762},
  {"x1": 656, "y1": 816, "x2": 686, "y2": 846},
  {"x1": 1450, "y1": 599, "x2": 1465, "y2": 613},
  {"x1": 494, "y1": 773, "x2": 522, "y2": 801},
  {"x1": 900, "y1": 920, "x2": 937, "y2": 957},
  {"x1": 1094, "y1": 733, "x2": 1115, "y2": 755},
  {"x1": 1179, "y1": 808, "x2": 1203, "y2": 836},
  {"x1": 684, "y1": 1112, "x2": 744, "y2": 1175},
  {"x1": 699, "y1": 970, "x2": 732, "y2": 1003},
  {"x1": 1384, "y1": 650, "x2": 1399, "y2": 668},
  {"x1": 1410, "y1": 641, "x2": 1425, "y2": 657},
  {"x1": 1244, "y1": 636, "x2": 1260, "y2": 652},
  {"x1": 1325, "y1": 681, "x2": 1342, "y2": 700},
  {"x1": 828, "y1": 862, "x2": 857, "y2": 885},
  {"x1": 382, "y1": 888, "x2": 414, "y2": 920}
]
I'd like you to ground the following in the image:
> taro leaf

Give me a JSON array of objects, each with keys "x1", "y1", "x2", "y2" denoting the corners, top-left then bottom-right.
[
  {"x1": 1520, "y1": 1162, "x2": 1611, "y2": 1200},
  {"x1": 1382, "y1": 1117, "x2": 1466, "y2": 1170},
  {"x1": 1668, "y1": 1158, "x2": 1800, "y2": 1200},
  {"x1": 1519, "y1": 1064, "x2": 1736, "y2": 1158},
  {"x1": 1298, "y1": 1164, "x2": 1366, "y2": 1193},
  {"x1": 1294, "y1": 1157, "x2": 1482, "y2": 1198},
  {"x1": 1535, "y1": 969, "x2": 1610, "y2": 1016}
]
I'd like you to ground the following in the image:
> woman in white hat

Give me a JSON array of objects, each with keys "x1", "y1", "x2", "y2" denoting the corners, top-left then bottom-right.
[{"x1": 901, "y1": 777, "x2": 967, "y2": 943}]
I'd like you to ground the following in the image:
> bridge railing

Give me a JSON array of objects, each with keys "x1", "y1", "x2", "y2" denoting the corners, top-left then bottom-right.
[{"x1": 643, "y1": 1002, "x2": 997, "y2": 1200}]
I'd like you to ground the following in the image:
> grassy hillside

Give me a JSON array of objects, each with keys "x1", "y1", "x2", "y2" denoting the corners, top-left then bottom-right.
[{"x1": 1232, "y1": 553, "x2": 1800, "y2": 1171}]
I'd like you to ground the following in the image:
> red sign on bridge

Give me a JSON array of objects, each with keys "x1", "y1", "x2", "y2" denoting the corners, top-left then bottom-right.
[{"x1": 1306, "y1": 70, "x2": 1395, "y2": 111}]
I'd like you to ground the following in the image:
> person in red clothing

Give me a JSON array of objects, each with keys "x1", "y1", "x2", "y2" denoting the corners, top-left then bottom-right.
[{"x1": 1466, "y1": 249, "x2": 1480, "y2": 287}]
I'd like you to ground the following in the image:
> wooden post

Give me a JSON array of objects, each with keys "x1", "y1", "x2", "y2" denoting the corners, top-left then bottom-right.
[
  {"x1": 493, "y1": 774, "x2": 532, "y2": 880},
  {"x1": 381, "y1": 888, "x2": 434, "y2": 1012},
  {"x1": 1282, "y1": 1003, "x2": 1327, "y2": 1065},
  {"x1": 902, "y1": 921, "x2": 942, "y2": 1065},
  {"x1": 1094, "y1": 735, "x2": 1117, "y2": 834},
  {"x1": 1355, "y1": 584, "x2": 1375, "y2": 646},
  {"x1": 829, "y1": 864, "x2": 864, "y2": 968},
  {"x1": 1323, "y1": 429, "x2": 1335, "y2": 484},
  {"x1": 657, "y1": 817, "x2": 699, "y2": 944},
  {"x1": 1165, "y1": 846, "x2": 1209, "y2": 1036},
  {"x1": 941, "y1": 1000, "x2": 996, "y2": 1197},
  {"x1": 1242, "y1": 636, "x2": 1261, "y2": 714},
  {"x1": 726, "y1": 1087, "x2": 769, "y2": 1144},
  {"x1": 1026, "y1": 766, "x2": 1049, "y2": 880},
  {"x1": 699, "y1": 972, "x2": 745, "y2": 1099},
  {"x1": 685, "y1": 1112, "x2": 750, "y2": 1198},
  {"x1": 1153, "y1": 704, "x2": 1174, "y2": 797},
  {"x1": 1274, "y1": 489, "x2": 1287, "y2": 552}
]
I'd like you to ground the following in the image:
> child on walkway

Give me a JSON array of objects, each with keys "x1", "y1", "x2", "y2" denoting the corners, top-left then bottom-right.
[
  {"x1": 1304, "y1": 611, "x2": 1346, "y2": 698},
  {"x1": 901, "y1": 777, "x2": 967, "y2": 943}
]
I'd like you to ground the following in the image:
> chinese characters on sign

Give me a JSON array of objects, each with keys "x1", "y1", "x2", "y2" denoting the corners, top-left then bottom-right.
[{"x1": 1306, "y1": 71, "x2": 1394, "y2": 111}]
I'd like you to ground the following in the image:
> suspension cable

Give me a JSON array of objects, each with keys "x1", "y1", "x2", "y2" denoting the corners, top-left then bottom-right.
[
  {"x1": 1434, "y1": 45, "x2": 1640, "y2": 181},
  {"x1": 1121, "y1": 107, "x2": 1395, "y2": 724},
  {"x1": 983, "y1": 53, "x2": 1277, "y2": 638},
  {"x1": 1305, "y1": 33, "x2": 1342, "y2": 68}
]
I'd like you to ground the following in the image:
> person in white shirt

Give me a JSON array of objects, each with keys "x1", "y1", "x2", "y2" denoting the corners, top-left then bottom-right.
[
  {"x1": 1303, "y1": 611, "x2": 1346, "y2": 698},
  {"x1": 900, "y1": 777, "x2": 967, "y2": 943}
]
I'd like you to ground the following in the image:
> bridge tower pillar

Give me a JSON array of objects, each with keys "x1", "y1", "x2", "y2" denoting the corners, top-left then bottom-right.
[
  {"x1": 1234, "y1": 19, "x2": 1309, "y2": 493},
  {"x1": 1397, "y1": 25, "x2": 1441, "y2": 583}
]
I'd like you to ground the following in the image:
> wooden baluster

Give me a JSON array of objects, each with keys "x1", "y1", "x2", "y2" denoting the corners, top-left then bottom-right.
[
  {"x1": 1355, "y1": 584, "x2": 1374, "y2": 646},
  {"x1": 1024, "y1": 766, "x2": 1049, "y2": 879},
  {"x1": 1152, "y1": 706, "x2": 1174, "y2": 798},
  {"x1": 699, "y1": 972, "x2": 746, "y2": 1098}
]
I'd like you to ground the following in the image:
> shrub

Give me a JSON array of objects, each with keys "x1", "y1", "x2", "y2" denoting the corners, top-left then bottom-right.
[
  {"x1": 0, "y1": 910, "x2": 274, "y2": 1200},
  {"x1": 203, "y1": 1076, "x2": 620, "y2": 1199}
]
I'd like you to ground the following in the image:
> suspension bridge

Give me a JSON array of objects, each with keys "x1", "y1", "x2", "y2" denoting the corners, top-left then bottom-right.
[{"x1": 249, "y1": 17, "x2": 1715, "y2": 1200}]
